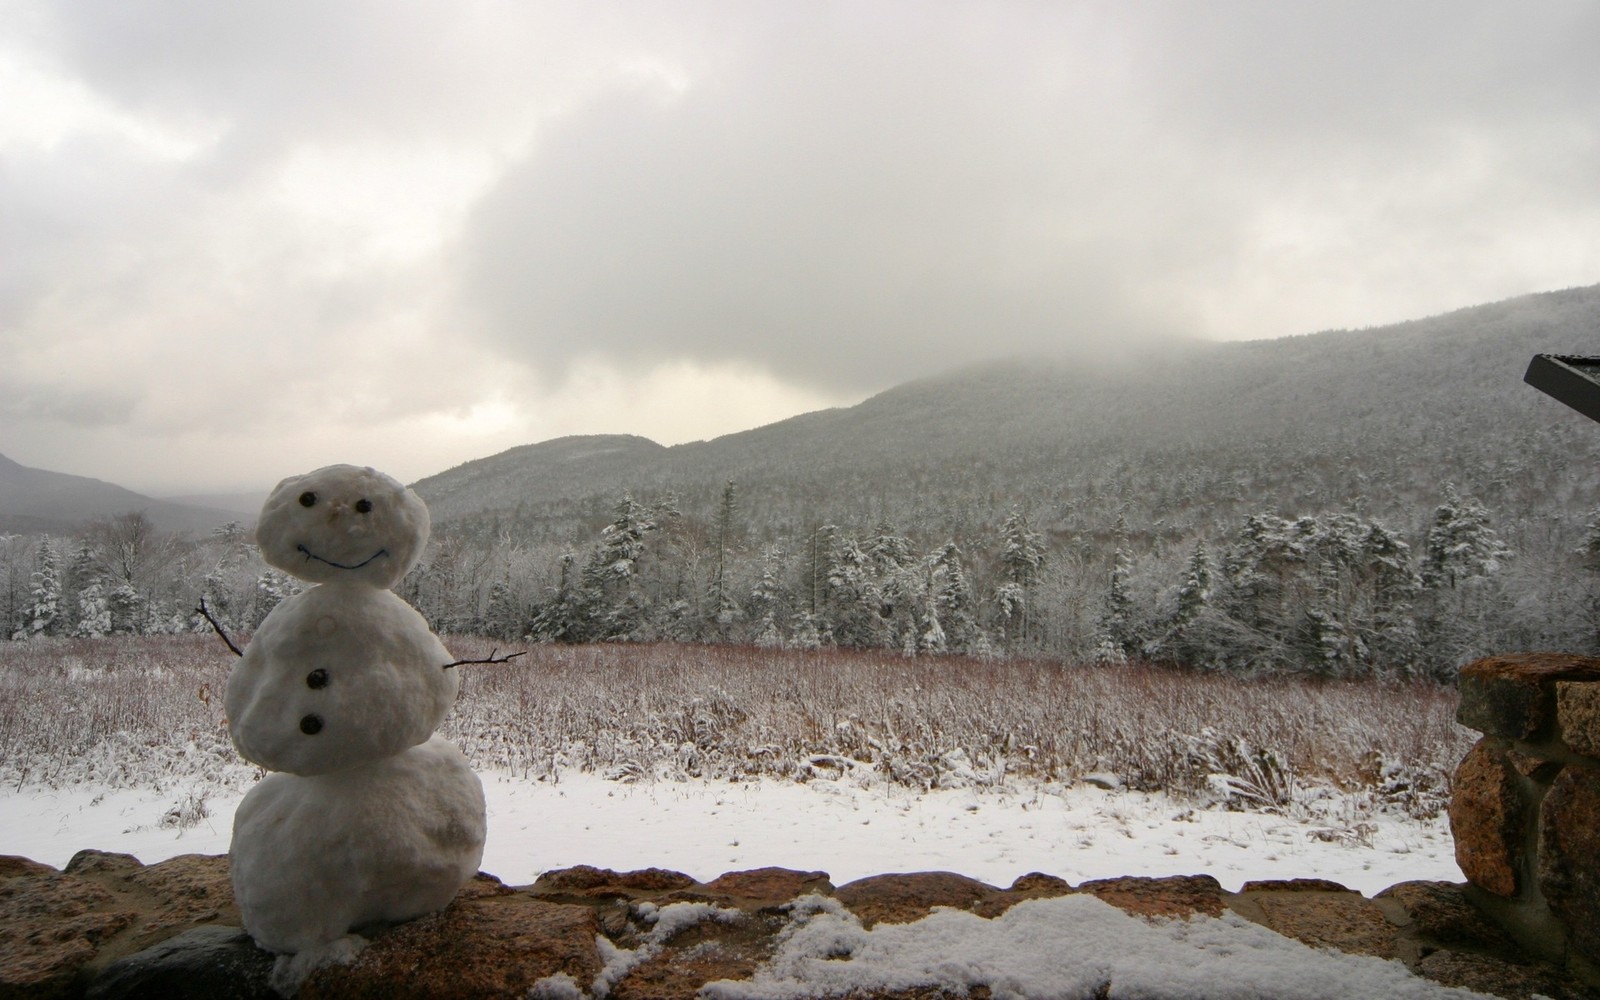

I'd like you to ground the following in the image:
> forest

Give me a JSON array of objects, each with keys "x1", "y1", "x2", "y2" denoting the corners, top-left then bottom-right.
[
  {"x1": 1, "y1": 477, "x2": 1595, "y2": 683},
  {"x1": 4, "y1": 285, "x2": 1599, "y2": 679}
]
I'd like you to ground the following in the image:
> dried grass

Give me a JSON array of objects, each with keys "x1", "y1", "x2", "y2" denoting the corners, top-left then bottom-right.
[{"x1": 0, "y1": 636, "x2": 1474, "y2": 819}]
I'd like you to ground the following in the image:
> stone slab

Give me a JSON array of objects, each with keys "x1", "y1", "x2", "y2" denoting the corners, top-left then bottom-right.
[{"x1": 1457, "y1": 653, "x2": 1600, "y2": 740}]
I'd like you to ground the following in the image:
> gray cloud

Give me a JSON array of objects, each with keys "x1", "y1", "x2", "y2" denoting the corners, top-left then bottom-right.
[
  {"x1": 3, "y1": 1, "x2": 1597, "y2": 491},
  {"x1": 456, "y1": 2, "x2": 1600, "y2": 391}
]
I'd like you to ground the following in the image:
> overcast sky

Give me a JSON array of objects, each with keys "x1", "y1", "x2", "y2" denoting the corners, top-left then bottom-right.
[{"x1": 3, "y1": 1, "x2": 1597, "y2": 495}]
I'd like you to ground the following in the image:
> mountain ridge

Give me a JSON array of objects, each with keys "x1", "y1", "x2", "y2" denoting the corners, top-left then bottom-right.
[
  {"x1": 0, "y1": 453, "x2": 244, "y2": 536},
  {"x1": 411, "y1": 283, "x2": 1600, "y2": 542}
]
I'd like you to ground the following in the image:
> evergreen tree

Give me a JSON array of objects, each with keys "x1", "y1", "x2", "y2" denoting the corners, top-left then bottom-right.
[
  {"x1": 1417, "y1": 486, "x2": 1515, "y2": 680},
  {"x1": 108, "y1": 581, "x2": 145, "y2": 634},
  {"x1": 530, "y1": 552, "x2": 587, "y2": 642},
  {"x1": 823, "y1": 534, "x2": 890, "y2": 647},
  {"x1": 73, "y1": 582, "x2": 111, "y2": 638},
  {"x1": 483, "y1": 578, "x2": 522, "y2": 641},
  {"x1": 1175, "y1": 540, "x2": 1213, "y2": 627},
  {"x1": 928, "y1": 542, "x2": 980, "y2": 653},
  {"x1": 866, "y1": 522, "x2": 917, "y2": 647},
  {"x1": 251, "y1": 569, "x2": 299, "y2": 628},
  {"x1": 15, "y1": 537, "x2": 62, "y2": 639},
  {"x1": 1422, "y1": 485, "x2": 1512, "y2": 591},
  {"x1": 573, "y1": 492, "x2": 680, "y2": 641},
  {"x1": 748, "y1": 546, "x2": 789, "y2": 648},
  {"x1": 709, "y1": 480, "x2": 741, "y2": 635},
  {"x1": 1097, "y1": 544, "x2": 1135, "y2": 657},
  {"x1": 995, "y1": 507, "x2": 1045, "y2": 645},
  {"x1": 1359, "y1": 521, "x2": 1421, "y2": 676}
]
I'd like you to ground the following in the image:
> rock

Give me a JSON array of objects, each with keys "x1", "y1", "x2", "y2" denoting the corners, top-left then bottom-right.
[
  {"x1": 697, "y1": 867, "x2": 833, "y2": 909},
  {"x1": 1239, "y1": 881, "x2": 1398, "y2": 959},
  {"x1": 1456, "y1": 653, "x2": 1600, "y2": 741},
  {"x1": 121, "y1": 855, "x2": 238, "y2": 945},
  {"x1": 0, "y1": 865, "x2": 139, "y2": 1000},
  {"x1": 1375, "y1": 880, "x2": 1513, "y2": 953},
  {"x1": 835, "y1": 872, "x2": 999, "y2": 928},
  {"x1": 530, "y1": 865, "x2": 696, "y2": 899},
  {"x1": 1418, "y1": 950, "x2": 1593, "y2": 1000},
  {"x1": 1537, "y1": 765, "x2": 1600, "y2": 966},
  {"x1": 1449, "y1": 739, "x2": 1524, "y2": 897},
  {"x1": 0, "y1": 850, "x2": 1590, "y2": 999},
  {"x1": 1008, "y1": 872, "x2": 1073, "y2": 894},
  {"x1": 608, "y1": 906, "x2": 771, "y2": 1000},
  {"x1": 1078, "y1": 875, "x2": 1227, "y2": 919},
  {"x1": 86, "y1": 925, "x2": 273, "y2": 1000},
  {"x1": 1238, "y1": 877, "x2": 1354, "y2": 893},
  {"x1": 64, "y1": 851, "x2": 144, "y2": 878},
  {"x1": 1556, "y1": 681, "x2": 1600, "y2": 757},
  {"x1": 299, "y1": 892, "x2": 603, "y2": 1000},
  {"x1": 0, "y1": 856, "x2": 58, "y2": 879}
]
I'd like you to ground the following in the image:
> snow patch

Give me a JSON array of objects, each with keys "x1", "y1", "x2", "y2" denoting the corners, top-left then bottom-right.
[
  {"x1": 590, "y1": 900, "x2": 742, "y2": 997},
  {"x1": 703, "y1": 894, "x2": 1493, "y2": 1000}
]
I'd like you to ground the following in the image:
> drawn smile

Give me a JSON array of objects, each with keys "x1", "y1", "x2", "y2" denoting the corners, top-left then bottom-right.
[{"x1": 296, "y1": 545, "x2": 390, "y2": 570}]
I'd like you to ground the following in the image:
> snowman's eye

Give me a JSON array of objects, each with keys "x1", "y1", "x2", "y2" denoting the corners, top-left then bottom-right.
[
  {"x1": 306, "y1": 669, "x2": 328, "y2": 689},
  {"x1": 355, "y1": 499, "x2": 373, "y2": 514},
  {"x1": 300, "y1": 714, "x2": 323, "y2": 735},
  {"x1": 299, "y1": 492, "x2": 317, "y2": 508}
]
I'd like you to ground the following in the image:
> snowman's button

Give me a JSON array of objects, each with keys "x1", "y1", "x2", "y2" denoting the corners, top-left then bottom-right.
[
  {"x1": 300, "y1": 714, "x2": 323, "y2": 735},
  {"x1": 299, "y1": 491, "x2": 317, "y2": 507},
  {"x1": 316, "y1": 616, "x2": 336, "y2": 635},
  {"x1": 306, "y1": 669, "x2": 329, "y2": 689}
]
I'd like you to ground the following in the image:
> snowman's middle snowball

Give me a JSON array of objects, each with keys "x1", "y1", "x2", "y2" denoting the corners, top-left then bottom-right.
[{"x1": 225, "y1": 583, "x2": 459, "y2": 776}]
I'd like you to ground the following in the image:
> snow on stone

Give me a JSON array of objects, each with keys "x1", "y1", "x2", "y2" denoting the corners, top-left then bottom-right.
[{"x1": 703, "y1": 893, "x2": 1493, "y2": 1000}]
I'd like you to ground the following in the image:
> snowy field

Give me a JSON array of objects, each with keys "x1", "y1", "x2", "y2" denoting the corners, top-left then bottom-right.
[
  {"x1": 1, "y1": 772, "x2": 1485, "y2": 999},
  {"x1": 0, "y1": 637, "x2": 1470, "y2": 891},
  {"x1": 1, "y1": 768, "x2": 1459, "y2": 896},
  {"x1": 1, "y1": 636, "x2": 1488, "y2": 998}
]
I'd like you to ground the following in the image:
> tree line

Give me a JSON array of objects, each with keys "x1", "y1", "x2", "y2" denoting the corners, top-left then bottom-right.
[{"x1": 4, "y1": 482, "x2": 1594, "y2": 681}]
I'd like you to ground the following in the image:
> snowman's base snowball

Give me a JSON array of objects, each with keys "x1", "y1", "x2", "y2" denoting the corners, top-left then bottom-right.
[
  {"x1": 268, "y1": 933, "x2": 365, "y2": 997},
  {"x1": 230, "y1": 735, "x2": 486, "y2": 959}
]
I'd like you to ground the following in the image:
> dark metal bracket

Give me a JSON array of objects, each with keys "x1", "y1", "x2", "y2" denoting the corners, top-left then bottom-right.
[{"x1": 1526, "y1": 355, "x2": 1600, "y2": 426}]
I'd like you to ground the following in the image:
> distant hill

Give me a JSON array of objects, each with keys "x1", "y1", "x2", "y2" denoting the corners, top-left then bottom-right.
[
  {"x1": 413, "y1": 283, "x2": 1600, "y2": 547},
  {"x1": 156, "y1": 491, "x2": 268, "y2": 519},
  {"x1": 0, "y1": 453, "x2": 243, "y2": 536}
]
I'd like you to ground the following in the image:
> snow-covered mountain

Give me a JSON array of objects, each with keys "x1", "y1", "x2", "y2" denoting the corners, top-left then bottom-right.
[
  {"x1": 413, "y1": 283, "x2": 1600, "y2": 541},
  {"x1": 0, "y1": 453, "x2": 242, "y2": 535}
]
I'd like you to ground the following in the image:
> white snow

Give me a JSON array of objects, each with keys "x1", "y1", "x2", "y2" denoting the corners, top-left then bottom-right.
[
  {"x1": 0, "y1": 770, "x2": 1481, "y2": 999},
  {"x1": 702, "y1": 893, "x2": 1491, "y2": 1000},
  {"x1": 1, "y1": 769, "x2": 1458, "y2": 895}
]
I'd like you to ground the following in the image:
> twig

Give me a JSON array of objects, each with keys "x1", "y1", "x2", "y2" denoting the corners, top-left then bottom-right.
[
  {"x1": 442, "y1": 648, "x2": 526, "y2": 670},
  {"x1": 195, "y1": 597, "x2": 243, "y2": 658}
]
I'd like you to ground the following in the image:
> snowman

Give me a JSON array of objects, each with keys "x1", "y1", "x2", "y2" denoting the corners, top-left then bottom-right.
[{"x1": 224, "y1": 465, "x2": 486, "y2": 994}]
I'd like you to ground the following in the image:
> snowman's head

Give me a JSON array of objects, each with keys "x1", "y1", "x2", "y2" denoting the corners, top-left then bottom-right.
[{"x1": 256, "y1": 465, "x2": 429, "y2": 588}]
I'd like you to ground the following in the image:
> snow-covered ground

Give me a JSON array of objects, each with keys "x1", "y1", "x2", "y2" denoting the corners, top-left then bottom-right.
[
  {"x1": 3, "y1": 771, "x2": 1494, "y2": 999},
  {"x1": 1, "y1": 770, "x2": 1458, "y2": 895}
]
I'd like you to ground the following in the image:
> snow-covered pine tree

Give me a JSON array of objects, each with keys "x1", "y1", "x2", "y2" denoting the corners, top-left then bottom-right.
[
  {"x1": 1421, "y1": 484, "x2": 1512, "y2": 591},
  {"x1": 1416, "y1": 485, "x2": 1515, "y2": 680},
  {"x1": 748, "y1": 546, "x2": 790, "y2": 648},
  {"x1": 996, "y1": 506, "x2": 1045, "y2": 646},
  {"x1": 928, "y1": 542, "x2": 980, "y2": 654},
  {"x1": 1175, "y1": 540, "x2": 1212, "y2": 627},
  {"x1": 577, "y1": 492, "x2": 680, "y2": 640},
  {"x1": 107, "y1": 580, "x2": 145, "y2": 635},
  {"x1": 15, "y1": 536, "x2": 62, "y2": 639},
  {"x1": 708, "y1": 480, "x2": 741, "y2": 637},
  {"x1": 1096, "y1": 542, "x2": 1134, "y2": 659},
  {"x1": 73, "y1": 581, "x2": 111, "y2": 638}
]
